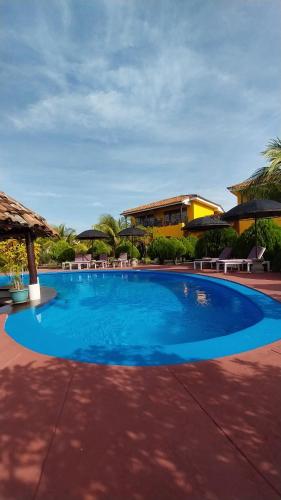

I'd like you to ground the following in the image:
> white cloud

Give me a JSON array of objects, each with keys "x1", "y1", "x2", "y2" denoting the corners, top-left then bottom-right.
[{"x1": 28, "y1": 191, "x2": 65, "y2": 198}]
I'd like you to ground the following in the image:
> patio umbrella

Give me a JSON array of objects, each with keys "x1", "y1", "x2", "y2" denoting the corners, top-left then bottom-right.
[
  {"x1": 77, "y1": 229, "x2": 110, "y2": 253},
  {"x1": 223, "y1": 199, "x2": 281, "y2": 258},
  {"x1": 183, "y1": 215, "x2": 230, "y2": 232},
  {"x1": 77, "y1": 229, "x2": 110, "y2": 240},
  {"x1": 118, "y1": 226, "x2": 146, "y2": 259}
]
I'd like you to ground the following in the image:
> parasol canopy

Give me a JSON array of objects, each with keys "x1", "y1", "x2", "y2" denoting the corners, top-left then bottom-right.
[
  {"x1": 118, "y1": 227, "x2": 146, "y2": 237},
  {"x1": 223, "y1": 199, "x2": 281, "y2": 222},
  {"x1": 77, "y1": 229, "x2": 109, "y2": 240},
  {"x1": 183, "y1": 215, "x2": 230, "y2": 232}
]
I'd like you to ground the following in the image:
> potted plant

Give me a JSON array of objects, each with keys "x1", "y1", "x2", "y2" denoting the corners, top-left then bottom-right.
[
  {"x1": 9, "y1": 273, "x2": 29, "y2": 304},
  {"x1": 0, "y1": 241, "x2": 30, "y2": 304}
]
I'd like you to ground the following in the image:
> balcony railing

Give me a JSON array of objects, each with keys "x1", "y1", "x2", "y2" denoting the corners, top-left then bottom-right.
[{"x1": 136, "y1": 217, "x2": 187, "y2": 228}]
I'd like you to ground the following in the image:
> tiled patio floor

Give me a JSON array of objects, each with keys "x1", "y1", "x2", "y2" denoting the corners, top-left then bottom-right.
[{"x1": 0, "y1": 267, "x2": 281, "y2": 500}]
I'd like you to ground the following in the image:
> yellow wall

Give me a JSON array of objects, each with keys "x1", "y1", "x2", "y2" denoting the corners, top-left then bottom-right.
[
  {"x1": 192, "y1": 200, "x2": 216, "y2": 219},
  {"x1": 153, "y1": 223, "x2": 184, "y2": 238},
  {"x1": 234, "y1": 193, "x2": 281, "y2": 234}
]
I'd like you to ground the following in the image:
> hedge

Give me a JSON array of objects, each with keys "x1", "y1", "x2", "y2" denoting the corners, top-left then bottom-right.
[
  {"x1": 179, "y1": 236, "x2": 198, "y2": 259},
  {"x1": 51, "y1": 240, "x2": 75, "y2": 263},
  {"x1": 115, "y1": 242, "x2": 140, "y2": 259},
  {"x1": 148, "y1": 237, "x2": 185, "y2": 264},
  {"x1": 195, "y1": 227, "x2": 238, "y2": 258},
  {"x1": 91, "y1": 240, "x2": 112, "y2": 258}
]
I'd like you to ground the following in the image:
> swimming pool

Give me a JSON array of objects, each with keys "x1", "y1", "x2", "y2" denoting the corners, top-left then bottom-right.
[{"x1": 4, "y1": 270, "x2": 281, "y2": 366}]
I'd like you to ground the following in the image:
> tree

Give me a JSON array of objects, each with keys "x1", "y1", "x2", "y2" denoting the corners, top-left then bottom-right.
[
  {"x1": 52, "y1": 224, "x2": 76, "y2": 244},
  {"x1": 195, "y1": 228, "x2": 238, "y2": 258},
  {"x1": 93, "y1": 215, "x2": 126, "y2": 250},
  {"x1": 241, "y1": 138, "x2": 281, "y2": 200},
  {"x1": 0, "y1": 239, "x2": 40, "y2": 274}
]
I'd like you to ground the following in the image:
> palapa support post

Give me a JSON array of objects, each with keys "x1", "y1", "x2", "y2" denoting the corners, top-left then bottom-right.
[
  {"x1": 25, "y1": 230, "x2": 41, "y2": 300},
  {"x1": 25, "y1": 231, "x2": 37, "y2": 284}
]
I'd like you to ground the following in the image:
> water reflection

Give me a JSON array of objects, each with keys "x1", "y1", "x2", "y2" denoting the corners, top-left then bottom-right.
[
  {"x1": 195, "y1": 289, "x2": 209, "y2": 306},
  {"x1": 183, "y1": 283, "x2": 189, "y2": 297}
]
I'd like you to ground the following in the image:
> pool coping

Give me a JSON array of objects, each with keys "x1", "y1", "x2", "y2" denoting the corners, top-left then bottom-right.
[{"x1": 0, "y1": 285, "x2": 57, "y2": 316}]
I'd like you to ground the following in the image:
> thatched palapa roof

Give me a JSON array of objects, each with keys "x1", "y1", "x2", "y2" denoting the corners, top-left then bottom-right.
[{"x1": 0, "y1": 191, "x2": 57, "y2": 238}]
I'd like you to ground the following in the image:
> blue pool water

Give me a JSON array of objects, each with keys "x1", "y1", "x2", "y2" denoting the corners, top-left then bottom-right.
[{"x1": 4, "y1": 271, "x2": 281, "y2": 366}]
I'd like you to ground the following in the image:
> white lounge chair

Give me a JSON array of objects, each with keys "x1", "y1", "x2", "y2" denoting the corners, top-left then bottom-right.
[
  {"x1": 113, "y1": 253, "x2": 130, "y2": 268},
  {"x1": 193, "y1": 247, "x2": 233, "y2": 270},
  {"x1": 62, "y1": 254, "x2": 96, "y2": 270},
  {"x1": 216, "y1": 246, "x2": 270, "y2": 273},
  {"x1": 95, "y1": 254, "x2": 110, "y2": 269}
]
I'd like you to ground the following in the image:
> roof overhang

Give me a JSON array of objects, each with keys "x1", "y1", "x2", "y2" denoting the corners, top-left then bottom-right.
[
  {"x1": 121, "y1": 195, "x2": 224, "y2": 216},
  {"x1": 121, "y1": 201, "x2": 185, "y2": 216},
  {"x1": 184, "y1": 196, "x2": 224, "y2": 213}
]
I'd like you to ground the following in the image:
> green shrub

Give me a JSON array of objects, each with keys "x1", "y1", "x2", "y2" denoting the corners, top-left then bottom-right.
[
  {"x1": 234, "y1": 219, "x2": 281, "y2": 267},
  {"x1": 73, "y1": 242, "x2": 89, "y2": 256},
  {"x1": 148, "y1": 237, "x2": 171, "y2": 264},
  {"x1": 148, "y1": 237, "x2": 185, "y2": 264},
  {"x1": 90, "y1": 240, "x2": 112, "y2": 258},
  {"x1": 271, "y1": 242, "x2": 281, "y2": 272},
  {"x1": 195, "y1": 227, "x2": 238, "y2": 258},
  {"x1": 142, "y1": 257, "x2": 152, "y2": 264},
  {"x1": 51, "y1": 240, "x2": 75, "y2": 263},
  {"x1": 179, "y1": 236, "x2": 198, "y2": 259},
  {"x1": 38, "y1": 240, "x2": 55, "y2": 264},
  {"x1": 169, "y1": 238, "x2": 186, "y2": 261},
  {"x1": 115, "y1": 242, "x2": 140, "y2": 259}
]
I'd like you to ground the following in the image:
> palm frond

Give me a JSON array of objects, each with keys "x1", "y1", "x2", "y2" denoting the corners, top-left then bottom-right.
[{"x1": 240, "y1": 137, "x2": 281, "y2": 198}]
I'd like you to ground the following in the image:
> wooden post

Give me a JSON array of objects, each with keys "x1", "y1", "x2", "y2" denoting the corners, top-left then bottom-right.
[{"x1": 25, "y1": 231, "x2": 38, "y2": 284}]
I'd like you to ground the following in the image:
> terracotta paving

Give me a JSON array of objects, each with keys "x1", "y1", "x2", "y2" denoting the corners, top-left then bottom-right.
[{"x1": 0, "y1": 267, "x2": 281, "y2": 500}]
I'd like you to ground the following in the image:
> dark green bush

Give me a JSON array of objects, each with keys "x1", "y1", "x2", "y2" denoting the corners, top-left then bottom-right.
[
  {"x1": 234, "y1": 219, "x2": 281, "y2": 269},
  {"x1": 179, "y1": 236, "x2": 198, "y2": 259},
  {"x1": 91, "y1": 240, "x2": 112, "y2": 258},
  {"x1": 148, "y1": 237, "x2": 185, "y2": 264},
  {"x1": 169, "y1": 238, "x2": 186, "y2": 261},
  {"x1": 115, "y1": 242, "x2": 140, "y2": 259},
  {"x1": 195, "y1": 227, "x2": 238, "y2": 258},
  {"x1": 148, "y1": 237, "x2": 171, "y2": 264},
  {"x1": 271, "y1": 242, "x2": 281, "y2": 272},
  {"x1": 142, "y1": 257, "x2": 152, "y2": 264},
  {"x1": 51, "y1": 240, "x2": 75, "y2": 263}
]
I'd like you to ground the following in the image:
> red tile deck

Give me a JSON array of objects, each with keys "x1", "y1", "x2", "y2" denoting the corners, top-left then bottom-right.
[{"x1": 1, "y1": 267, "x2": 281, "y2": 500}]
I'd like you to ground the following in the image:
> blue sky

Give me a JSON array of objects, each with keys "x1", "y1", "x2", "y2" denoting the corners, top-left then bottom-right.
[{"x1": 1, "y1": 0, "x2": 280, "y2": 231}]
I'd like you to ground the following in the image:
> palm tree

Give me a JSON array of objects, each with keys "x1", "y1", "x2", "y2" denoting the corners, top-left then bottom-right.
[
  {"x1": 242, "y1": 138, "x2": 281, "y2": 200},
  {"x1": 52, "y1": 224, "x2": 76, "y2": 244},
  {"x1": 93, "y1": 214, "x2": 127, "y2": 250}
]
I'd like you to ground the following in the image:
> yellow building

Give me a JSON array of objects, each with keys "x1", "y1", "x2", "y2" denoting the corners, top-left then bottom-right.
[
  {"x1": 121, "y1": 194, "x2": 224, "y2": 238},
  {"x1": 228, "y1": 179, "x2": 281, "y2": 234}
]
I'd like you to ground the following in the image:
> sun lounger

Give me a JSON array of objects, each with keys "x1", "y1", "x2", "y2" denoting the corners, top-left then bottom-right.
[
  {"x1": 113, "y1": 253, "x2": 130, "y2": 268},
  {"x1": 62, "y1": 254, "x2": 95, "y2": 270},
  {"x1": 193, "y1": 247, "x2": 233, "y2": 270},
  {"x1": 216, "y1": 246, "x2": 269, "y2": 273},
  {"x1": 95, "y1": 254, "x2": 110, "y2": 269}
]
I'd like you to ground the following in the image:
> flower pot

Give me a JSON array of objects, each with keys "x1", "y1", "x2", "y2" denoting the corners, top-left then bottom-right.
[
  {"x1": 131, "y1": 259, "x2": 138, "y2": 267},
  {"x1": 10, "y1": 288, "x2": 29, "y2": 304}
]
